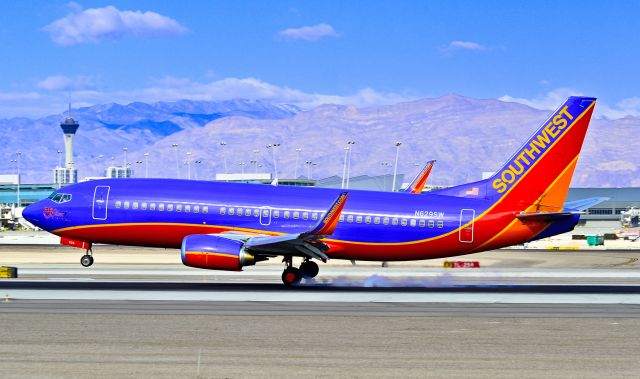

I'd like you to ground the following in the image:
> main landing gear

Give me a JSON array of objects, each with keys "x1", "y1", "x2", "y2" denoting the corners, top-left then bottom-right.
[
  {"x1": 281, "y1": 257, "x2": 319, "y2": 286},
  {"x1": 80, "y1": 249, "x2": 94, "y2": 267}
]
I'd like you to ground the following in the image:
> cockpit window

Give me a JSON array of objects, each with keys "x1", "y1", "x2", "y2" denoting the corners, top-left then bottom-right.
[{"x1": 48, "y1": 193, "x2": 72, "y2": 204}]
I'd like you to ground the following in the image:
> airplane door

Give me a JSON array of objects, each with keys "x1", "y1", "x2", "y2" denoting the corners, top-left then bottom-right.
[
  {"x1": 260, "y1": 206, "x2": 271, "y2": 226},
  {"x1": 459, "y1": 209, "x2": 475, "y2": 243},
  {"x1": 92, "y1": 186, "x2": 110, "y2": 220}
]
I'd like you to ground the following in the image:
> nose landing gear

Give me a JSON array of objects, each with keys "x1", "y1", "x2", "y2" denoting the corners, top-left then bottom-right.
[{"x1": 80, "y1": 249, "x2": 94, "y2": 267}]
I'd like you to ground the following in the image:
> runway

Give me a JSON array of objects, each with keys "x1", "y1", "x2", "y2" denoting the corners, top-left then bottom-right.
[{"x1": 2, "y1": 247, "x2": 640, "y2": 377}]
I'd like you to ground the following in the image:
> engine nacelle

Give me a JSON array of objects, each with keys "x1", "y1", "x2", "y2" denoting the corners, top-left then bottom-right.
[{"x1": 181, "y1": 234, "x2": 255, "y2": 271}]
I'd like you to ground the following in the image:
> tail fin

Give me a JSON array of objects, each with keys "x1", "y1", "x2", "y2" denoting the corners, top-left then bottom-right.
[
  {"x1": 436, "y1": 96, "x2": 597, "y2": 212},
  {"x1": 403, "y1": 160, "x2": 436, "y2": 194}
]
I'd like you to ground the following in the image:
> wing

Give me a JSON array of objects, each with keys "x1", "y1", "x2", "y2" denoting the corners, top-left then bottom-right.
[
  {"x1": 212, "y1": 192, "x2": 349, "y2": 262},
  {"x1": 403, "y1": 160, "x2": 435, "y2": 194}
]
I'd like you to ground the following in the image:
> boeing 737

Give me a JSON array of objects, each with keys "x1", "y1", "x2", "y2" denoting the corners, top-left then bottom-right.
[{"x1": 23, "y1": 96, "x2": 602, "y2": 285}]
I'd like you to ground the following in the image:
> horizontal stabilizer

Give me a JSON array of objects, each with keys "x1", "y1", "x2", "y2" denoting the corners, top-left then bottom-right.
[
  {"x1": 563, "y1": 197, "x2": 609, "y2": 211},
  {"x1": 516, "y1": 211, "x2": 579, "y2": 222}
]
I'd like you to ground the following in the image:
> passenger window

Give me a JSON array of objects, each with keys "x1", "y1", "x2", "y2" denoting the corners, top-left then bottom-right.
[
  {"x1": 293, "y1": 212, "x2": 299, "y2": 219},
  {"x1": 245, "y1": 209, "x2": 251, "y2": 216},
  {"x1": 339, "y1": 214, "x2": 344, "y2": 222},
  {"x1": 124, "y1": 201, "x2": 130, "y2": 209},
  {"x1": 194, "y1": 205, "x2": 200, "y2": 213},
  {"x1": 401, "y1": 219, "x2": 408, "y2": 227},
  {"x1": 237, "y1": 208, "x2": 243, "y2": 216},
  {"x1": 284, "y1": 211, "x2": 290, "y2": 219},
  {"x1": 419, "y1": 219, "x2": 426, "y2": 227},
  {"x1": 220, "y1": 207, "x2": 226, "y2": 215},
  {"x1": 253, "y1": 209, "x2": 259, "y2": 217},
  {"x1": 203, "y1": 206, "x2": 209, "y2": 214},
  {"x1": 176, "y1": 204, "x2": 182, "y2": 212},
  {"x1": 410, "y1": 219, "x2": 417, "y2": 227},
  {"x1": 262, "y1": 209, "x2": 269, "y2": 217},
  {"x1": 158, "y1": 203, "x2": 165, "y2": 211},
  {"x1": 437, "y1": 221, "x2": 444, "y2": 228},
  {"x1": 392, "y1": 218, "x2": 398, "y2": 226},
  {"x1": 115, "y1": 201, "x2": 122, "y2": 208},
  {"x1": 185, "y1": 205, "x2": 191, "y2": 213},
  {"x1": 167, "y1": 204, "x2": 174, "y2": 211},
  {"x1": 356, "y1": 216, "x2": 363, "y2": 223},
  {"x1": 303, "y1": 212, "x2": 309, "y2": 220},
  {"x1": 150, "y1": 203, "x2": 156, "y2": 211},
  {"x1": 312, "y1": 213, "x2": 319, "y2": 221},
  {"x1": 273, "y1": 210, "x2": 280, "y2": 218},
  {"x1": 347, "y1": 215, "x2": 354, "y2": 223},
  {"x1": 383, "y1": 217, "x2": 389, "y2": 225},
  {"x1": 365, "y1": 216, "x2": 371, "y2": 224},
  {"x1": 229, "y1": 208, "x2": 235, "y2": 215},
  {"x1": 374, "y1": 217, "x2": 380, "y2": 225},
  {"x1": 428, "y1": 220, "x2": 434, "y2": 228},
  {"x1": 141, "y1": 202, "x2": 147, "y2": 210},
  {"x1": 132, "y1": 202, "x2": 139, "y2": 210}
]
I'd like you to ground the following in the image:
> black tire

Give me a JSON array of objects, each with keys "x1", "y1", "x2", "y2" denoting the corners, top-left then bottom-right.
[
  {"x1": 282, "y1": 267, "x2": 302, "y2": 286},
  {"x1": 299, "y1": 261, "x2": 319, "y2": 279},
  {"x1": 80, "y1": 255, "x2": 93, "y2": 267}
]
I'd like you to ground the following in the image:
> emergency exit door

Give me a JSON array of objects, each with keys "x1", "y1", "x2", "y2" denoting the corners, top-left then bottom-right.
[{"x1": 459, "y1": 209, "x2": 475, "y2": 243}]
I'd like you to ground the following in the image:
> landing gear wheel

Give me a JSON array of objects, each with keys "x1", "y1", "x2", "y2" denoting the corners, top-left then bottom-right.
[
  {"x1": 299, "y1": 260, "x2": 319, "y2": 279},
  {"x1": 80, "y1": 255, "x2": 94, "y2": 267},
  {"x1": 282, "y1": 267, "x2": 302, "y2": 286}
]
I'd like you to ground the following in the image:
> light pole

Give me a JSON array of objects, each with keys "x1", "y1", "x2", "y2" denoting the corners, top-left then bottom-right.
[
  {"x1": 186, "y1": 152, "x2": 192, "y2": 180},
  {"x1": 135, "y1": 160, "x2": 143, "y2": 177},
  {"x1": 220, "y1": 141, "x2": 228, "y2": 174},
  {"x1": 194, "y1": 160, "x2": 202, "y2": 180},
  {"x1": 305, "y1": 160, "x2": 313, "y2": 180},
  {"x1": 171, "y1": 143, "x2": 180, "y2": 179},
  {"x1": 341, "y1": 146, "x2": 349, "y2": 189},
  {"x1": 391, "y1": 141, "x2": 402, "y2": 192},
  {"x1": 345, "y1": 141, "x2": 356, "y2": 189},
  {"x1": 122, "y1": 147, "x2": 128, "y2": 168},
  {"x1": 381, "y1": 162, "x2": 391, "y2": 191},
  {"x1": 16, "y1": 152, "x2": 21, "y2": 207},
  {"x1": 239, "y1": 162, "x2": 246, "y2": 175},
  {"x1": 294, "y1": 148, "x2": 302, "y2": 178},
  {"x1": 252, "y1": 149, "x2": 260, "y2": 173},
  {"x1": 267, "y1": 143, "x2": 280, "y2": 181},
  {"x1": 143, "y1": 153, "x2": 149, "y2": 178}
]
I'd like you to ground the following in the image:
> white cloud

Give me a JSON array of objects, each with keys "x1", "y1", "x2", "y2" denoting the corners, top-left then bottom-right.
[
  {"x1": 37, "y1": 75, "x2": 95, "y2": 91},
  {"x1": 0, "y1": 76, "x2": 413, "y2": 118},
  {"x1": 43, "y1": 5, "x2": 187, "y2": 45},
  {"x1": 446, "y1": 40, "x2": 486, "y2": 51},
  {"x1": 278, "y1": 23, "x2": 339, "y2": 41},
  {"x1": 499, "y1": 88, "x2": 583, "y2": 110},
  {"x1": 499, "y1": 88, "x2": 640, "y2": 119}
]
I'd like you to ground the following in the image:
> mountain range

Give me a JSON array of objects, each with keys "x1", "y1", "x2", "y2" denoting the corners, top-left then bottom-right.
[{"x1": 1, "y1": 95, "x2": 638, "y2": 188}]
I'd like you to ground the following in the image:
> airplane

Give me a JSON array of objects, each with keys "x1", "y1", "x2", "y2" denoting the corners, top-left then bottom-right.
[
  {"x1": 23, "y1": 96, "x2": 601, "y2": 285},
  {"x1": 403, "y1": 160, "x2": 436, "y2": 194}
]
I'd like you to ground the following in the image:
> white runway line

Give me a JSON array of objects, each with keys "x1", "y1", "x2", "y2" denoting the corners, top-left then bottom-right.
[{"x1": 4, "y1": 289, "x2": 640, "y2": 304}]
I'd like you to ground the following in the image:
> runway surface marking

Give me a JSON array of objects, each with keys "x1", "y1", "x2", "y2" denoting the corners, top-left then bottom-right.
[{"x1": 2, "y1": 280, "x2": 640, "y2": 304}]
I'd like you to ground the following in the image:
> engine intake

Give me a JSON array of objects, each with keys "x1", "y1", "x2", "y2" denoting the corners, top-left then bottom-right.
[{"x1": 181, "y1": 234, "x2": 255, "y2": 271}]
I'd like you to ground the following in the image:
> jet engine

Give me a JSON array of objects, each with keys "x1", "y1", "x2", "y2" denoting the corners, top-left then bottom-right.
[{"x1": 181, "y1": 234, "x2": 255, "y2": 271}]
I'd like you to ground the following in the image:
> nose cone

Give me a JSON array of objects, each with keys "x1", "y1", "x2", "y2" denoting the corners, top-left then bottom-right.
[{"x1": 22, "y1": 201, "x2": 44, "y2": 229}]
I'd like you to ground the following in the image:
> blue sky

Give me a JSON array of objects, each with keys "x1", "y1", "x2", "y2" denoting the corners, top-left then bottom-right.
[{"x1": 1, "y1": 0, "x2": 639, "y2": 118}]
